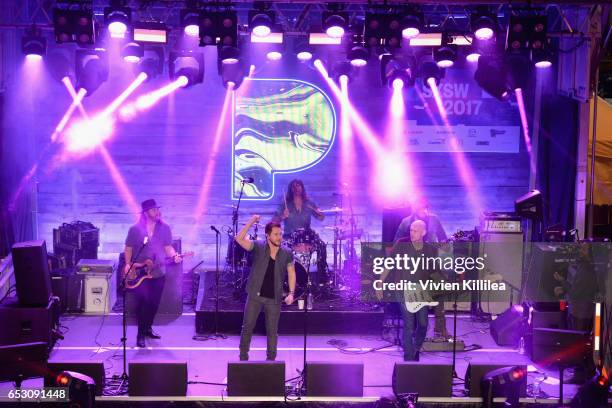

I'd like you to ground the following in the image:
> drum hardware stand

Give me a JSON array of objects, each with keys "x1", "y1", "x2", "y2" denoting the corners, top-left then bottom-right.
[{"x1": 295, "y1": 249, "x2": 314, "y2": 397}]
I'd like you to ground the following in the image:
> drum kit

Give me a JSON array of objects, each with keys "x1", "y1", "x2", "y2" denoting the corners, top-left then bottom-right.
[{"x1": 222, "y1": 202, "x2": 363, "y2": 299}]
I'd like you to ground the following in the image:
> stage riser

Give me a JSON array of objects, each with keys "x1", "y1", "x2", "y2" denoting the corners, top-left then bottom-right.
[{"x1": 195, "y1": 310, "x2": 383, "y2": 335}]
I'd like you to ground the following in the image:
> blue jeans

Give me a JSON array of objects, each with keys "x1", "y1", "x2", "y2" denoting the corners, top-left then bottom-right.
[
  {"x1": 400, "y1": 302, "x2": 429, "y2": 361},
  {"x1": 239, "y1": 295, "x2": 281, "y2": 360}
]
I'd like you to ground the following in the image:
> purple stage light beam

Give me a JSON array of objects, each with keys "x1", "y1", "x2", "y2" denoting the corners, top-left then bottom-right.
[{"x1": 514, "y1": 88, "x2": 536, "y2": 177}]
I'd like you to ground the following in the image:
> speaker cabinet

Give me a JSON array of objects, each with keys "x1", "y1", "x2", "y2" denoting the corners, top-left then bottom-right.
[
  {"x1": 490, "y1": 306, "x2": 524, "y2": 347},
  {"x1": 306, "y1": 362, "x2": 363, "y2": 397},
  {"x1": 128, "y1": 361, "x2": 187, "y2": 396},
  {"x1": 0, "y1": 342, "x2": 48, "y2": 383},
  {"x1": 12, "y1": 240, "x2": 52, "y2": 307},
  {"x1": 465, "y1": 363, "x2": 527, "y2": 397},
  {"x1": 227, "y1": 361, "x2": 285, "y2": 396},
  {"x1": 0, "y1": 298, "x2": 55, "y2": 347},
  {"x1": 45, "y1": 361, "x2": 105, "y2": 395},
  {"x1": 531, "y1": 328, "x2": 591, "y2": 366},
  {"x1": 392, "y1": 362, "x2": 452, "y2": 397}
]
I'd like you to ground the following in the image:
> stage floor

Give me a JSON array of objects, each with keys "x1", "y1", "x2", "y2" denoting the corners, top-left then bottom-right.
[{"x1": 0, "y1": 311, "x2": 593, "y2": 405}]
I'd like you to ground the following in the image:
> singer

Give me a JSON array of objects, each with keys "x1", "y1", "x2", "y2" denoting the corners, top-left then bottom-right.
[
  {"x1": 273, "y1": 179, "x2": 329, "y2": 285},
  {"x1": 124, "y1": 199, "x2": 182, "y2": 348}
]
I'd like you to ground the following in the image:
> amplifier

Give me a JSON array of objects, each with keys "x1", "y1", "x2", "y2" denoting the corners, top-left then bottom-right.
[
  {"x1": 77, "y1": 259, "x2": 115, "y2": 275},
  {"x1": 54, "y1": 221, "x2": 99, "y2": 250},
  {"x1": 54, "y1": 243, "x2": 97, "y2": 268},
  {"x1": 82, "y1": 269, "x2": 117, "y2": 315}
]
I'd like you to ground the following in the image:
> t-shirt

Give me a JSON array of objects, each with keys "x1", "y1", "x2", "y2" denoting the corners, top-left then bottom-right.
[
  {"x1": 260, "y1": 257, "x2": 276, "y2": 299},
  {"x1": 125, "y1": 221, "x2": 173, "y2": 278},
  {"x1": 246, "y1": 241, "x2": 294, "y2": 303}
]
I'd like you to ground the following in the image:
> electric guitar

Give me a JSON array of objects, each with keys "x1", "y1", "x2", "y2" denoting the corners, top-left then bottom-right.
[
  {"x1": 404, "y1": 285, "x2": 439, "y2": 313},
  {"x1": 124, "y1": 252, "x2": 194, "y2": 290}
]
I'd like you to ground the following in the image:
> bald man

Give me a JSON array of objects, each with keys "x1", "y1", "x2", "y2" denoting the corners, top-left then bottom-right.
[{"x1": 379, "y1": 220, "x2": 438, "y2": 361}]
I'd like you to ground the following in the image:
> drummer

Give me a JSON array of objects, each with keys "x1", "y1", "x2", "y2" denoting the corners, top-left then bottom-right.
[{"x1": 273, "y1": 179, "x2": 329, "y2": 285}]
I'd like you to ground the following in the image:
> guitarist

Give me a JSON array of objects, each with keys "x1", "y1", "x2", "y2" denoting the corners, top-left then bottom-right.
[
  {"x1": 377, "y1": 220, "x2": 437, "y2": 361},
  {"x1": 124, "y1": 199, "x2": 182, "y2": 348}
]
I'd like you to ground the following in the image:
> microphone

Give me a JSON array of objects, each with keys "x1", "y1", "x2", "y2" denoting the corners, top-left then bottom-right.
[
  {"x1": 241, "y1": 177, "x2": 255, "y2": 184},
  {"x1": 210, "y1": 225, "x2": 220, "y2": 234},
  {"x1": 143, "y1": 236, "x2": 149, "y2": 245}
]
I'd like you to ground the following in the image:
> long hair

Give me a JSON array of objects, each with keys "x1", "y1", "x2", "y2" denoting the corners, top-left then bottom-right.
[{"x1": 285, "y1": 179, "x2": 308, "y2": 203}]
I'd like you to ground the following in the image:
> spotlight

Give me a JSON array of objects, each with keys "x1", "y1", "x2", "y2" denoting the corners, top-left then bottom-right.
[
  {"x1": 133, "y1": 22, "x2": 168, "y2": 44},
  {"x1": 532, "y1": 48, "x2": 552, "y2": 68},
  {"x1": 382, "y1": 55, "x2": 415, "y2": 89},
  {"x1": 267, "y1": 51, "x2": 282, "y2": 61},
  {"x1": 529, "y1": 16, "x2": 548, "y2": 51},
  {"x1": 506, "y1": 15, "x2": 530, "y2": 53},
  {"x1": 330, "y1": 61, "x2": 354, "y2": 84},
  {"x1": 22, "y1": 26, "x2": 46, "y2": 59},
  {"x1": 199, "y1": 11, "x2": 238, "y2": 48},
  {"x1": 420, "y1": 61, "x2": 443, "y2": 88},
  {"x1": 218, "y1": 46, "x2": 241, "y2": 65},
  {"x1": 364, "y1": 13, "x2": 385, "y2": 49},
  {"x1": 104, "y1": 2, "x2": 131, "y2": 39},
  {"x1": 53, "y1": 8, "x2": 73, "y2": 43},
  {"x1": 122, "y1": 42, "x2": 143, "y2": 63},
  {"x1": 169, "y1": 50, "x2": 204, "y2": 86},
  {"x1": 434, "y1": 45, "x2": 456, "y2": 68},
  {"x1": 295, "y1": 41, "x2": 314, "y2": 62},
  {"x1": 466, "y1": 38, "x2": 482, "y2": 62},
  {"x1": 47, "y1": 49, "x2": 74, "y2": 83},
  {"x1": 249, "y1": 11, "x2": 275, "y2": 38},
  {"x1": 348, "y1": 46, "x2": 369, "y2": 67},
  {"x1": 401, "y1": 12, "x2": 423, "y2": 40},
  {"x1": 471, "y1": 7, "x2": 497, "y2": 41},
  {"x1": 180, "y1": 8, "x2": 200, "y2": 37},
  {"x1": 74, "y1": 10, "x2": 95, "y2": 45},
  {"x1": 323, "y1": 11, "x2": 348, "y2": 38},
  {"x1": 481, "y1": 366, "x2": 526, "y2": 408},
  {"x1": 55, "y1": 371, "x2": 95, "y2": 408},
  {"x1": 570, "y1": 373, "x2": 610, "y2": 408},
  {"x1": 474, "y1": 55, "x2": 510, "y2": 100},
  {"x1": 76, "y1": 49, "x2": 109, "y2": 95},
  {"x1": 135, "y1": 47, "x2": 164, "y2": 80},
  {"x1": 385, "y1": 14, "x2": 403, "y2": 49}
]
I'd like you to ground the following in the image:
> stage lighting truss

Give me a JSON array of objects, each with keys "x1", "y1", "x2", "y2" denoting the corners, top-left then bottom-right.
[
  {"x1": 135, "y1": 47, "x2": 164, "y2": 80},
  {"x1": 199, "y1": 10, "x2": 238, "y2": 48},
  {"x1": 53, "y1": 8, "x2": 96, "y2": 45},
  {"x1": 470, "y1": 6, "x2": 497, "y2": 41},
  {"x1": 381, "y1": 54, "x2": 416, "y2": 89},
  {"x1": 169, "y1": 50, "x2": 204, "y2": 86},
  {"x1": 322, "y1": 10, "x2": 349, "y2": 39},
  {"x1": 104, "y1": 2, "x2": 131, "y2": 39},
  {"x1": 76, "y1": 49, "x2": 110, "y2": 96},
  {"x1": 249, "y1": 10, "x2": 275, "y2": 39},
  {"x1": 22, "y1": 25, "x2": 46, "y2": 59},
  {"x1": 181, "y1": 8, "x2": 200, "y2": 37},
  {"x1": 121, "y1": 42, "x2": 143, "y2": 63}
]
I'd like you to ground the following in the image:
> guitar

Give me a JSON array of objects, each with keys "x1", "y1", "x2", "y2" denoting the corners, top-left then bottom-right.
[
  {"x1": 124, "y1": 252, "x2": 194, "y2": 290},
  {"x1": 404, "y1": 285, "x2": 439, "y2": 313}
]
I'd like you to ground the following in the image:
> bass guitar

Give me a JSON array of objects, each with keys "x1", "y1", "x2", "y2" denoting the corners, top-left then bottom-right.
[{"x1": 124, "y1": 252, "x2": 193, "y2": 290}]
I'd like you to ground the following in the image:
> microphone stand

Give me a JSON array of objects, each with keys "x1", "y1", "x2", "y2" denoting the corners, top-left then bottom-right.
[
  {"x1": 119, "y1": 239, "x2": 147, "y2": 387},
  {"x1": 232, "y1": 181, "x2": 247, "y2": 291},
  {"x1": 297, "y1": 251, "x2": 314, "y2": 398},
  {"x1": 207, "y1": 226, "x2": 227, "y2": 339}
]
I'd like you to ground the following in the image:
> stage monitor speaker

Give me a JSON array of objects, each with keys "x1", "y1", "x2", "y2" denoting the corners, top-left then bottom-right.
[
  {"x1": 465, "y1": 363, "x2": 527, "y2": 397},
  {"x1": 0, "y1": 342, "x2": 48, "y2": 384},
  {"x1": 45, "y1": 361, "x2": 105, "y2": 396},
  {"x1": 531, "y1": 310, "x2": 567, "y2": 330},
  {"x1": 128, "y1": 361, "x2": 187, "y2": 396},
  {"x1": 490, "y1": 306, "x2": 524, "y2": 347},
  {"x1": 531, "y1": 328, "x2": 591, "y2": 366},
  {"x1": 392, "y1": 362, "x2": 452, "y2": 397},
  {"x1": 306, "y1": 362, "x2": 363, "y2": 397},
  {"x1": 227, "y1": 361, "x2": 285, "y2": 396},
  {"x1": 11, "y1": 240, "x2": 52, "y2": 307},
  {"x1": 0, "y1": 297, "x2": 55, "y2": 347}
]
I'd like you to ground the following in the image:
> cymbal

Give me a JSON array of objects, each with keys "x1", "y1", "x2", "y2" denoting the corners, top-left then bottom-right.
[{"x1": 320, "y1": 207, "x2": 344, "y2": 214}]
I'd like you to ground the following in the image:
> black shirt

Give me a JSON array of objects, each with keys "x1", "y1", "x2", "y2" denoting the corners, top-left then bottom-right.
[{"x1": 260, "y1": 257, "x2": 276, "y2": 299}]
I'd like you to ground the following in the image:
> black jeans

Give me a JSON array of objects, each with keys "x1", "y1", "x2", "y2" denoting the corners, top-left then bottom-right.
[
  {"x1": 239, "y1": 294, "x2": 281, "y2": 360},
  {"x1": 400, "y1": 302, "x2": 429, "y2": 361},
  {"x1": 134, "y1": 276, "x2": 165, "y2": 336}
]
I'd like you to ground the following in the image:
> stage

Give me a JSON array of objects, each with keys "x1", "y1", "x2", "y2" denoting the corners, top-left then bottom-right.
[{"x1": 0, "y1": 309, "x2": 590, "y2": 406}]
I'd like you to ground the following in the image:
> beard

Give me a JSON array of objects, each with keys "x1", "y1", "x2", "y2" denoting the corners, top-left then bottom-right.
[{"x1": 268, "y1": 238, "x2": 281, "y2": 247}]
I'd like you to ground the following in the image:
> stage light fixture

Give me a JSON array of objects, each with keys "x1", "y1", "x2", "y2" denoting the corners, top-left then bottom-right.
[
  {"x1": 506, "y1": 15, "x2": 530, "y2": 53},
  {"x1": 294, "y1": 41, "x2": 314, "y2": 62},
  {"x1": 199, "y1": 11, "x2": 238, "y2": 48},
  {"x1": 76, "y1": 49, "x2": 109, "y2": 95},
  {"x1": 570, "y1": 373, "x2": 610, "y2": 407},
  {"x1": 382, "y1": 55, "x2": 416, "y2": 89},
  {"x1": 181, "y1": 8, "x2": 200, "y2": 37},
  {"x1": 466, "y1": 38, "x2": 482, "y2": 62},
  {"x1": 249, "y1": 11, "x2": 275, "y2": 38},
  {"x1": 471, "y1": 7, "x2": 497, "y2": 41},
  {"x1": 55, "y1": 371, "x2": 95, "y2": 407},
  {"x1": 170, "y1": 50, "x2": 204, "y2": 86},
  {"x1": 53, "y1": 8, "x2": 74, "y2": 43},
  {"x1": 532, "y1": 48, "x2": 552, "y2": 68},
  {"x1": 47, "y1": 49, "x2": 74, "y2": 83},
  {"x1": 385, "y1": 14, "x2": 403, "y2": 49},
  {"x1": 330, "y1": 61, "x2": 354, "y2": 84},
  {"x1": 529, "y1": 16, "x2": 548, "y2": 51},
  {"x1": 420, "y1": 61, "x2": 443, "y2": 88},
  {"x1": 364, "y1": 13, "x2": 385, "y2": 49},
  {"x1": 323, "y1": 11, "x2": 348, "y2": 38},
  {"x1": 267, "y1": 51, "x2": 282, "y2": 61},
  {"x1": 22, "y1": 26, "x2": 46, "y2": 59},
  {"x1": 434, "y1": 45, "x2": 456, "y2": 68},
  {"x1": 134, "y1": 47, "x2": 164, "y2": 80},
  {"x1": 348, "y1": 46, "x2": 369, "y2": 67},
  {"x1": 218, "y1": 46, "x2": 241, "y2": 65},
  {"x1": 218, "y1": 49, "x2": 246, "y2": 89},
  {"x1": 122, "y1": 42, "x2": 143, "y2": 63},
  {"x1": 401, "y1": 12, "x2": 423, "y2": 40},
  {"x1": 474, "y1": 55, "x2": 510, "y2": 101},
  {"x1": 133, "y1": 22, "x2": 168, "y2": 44},
  {"x1": 104, "y1": 1, "x2": 131, "y2": 39},
  {"x1": 481, "y1": 366, "x2": 526, "y2": 408}
]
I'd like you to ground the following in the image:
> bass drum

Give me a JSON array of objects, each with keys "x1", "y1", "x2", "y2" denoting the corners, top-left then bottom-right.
[{"x1": 285, "y1": 259, "x2": 308, "y2": 297}]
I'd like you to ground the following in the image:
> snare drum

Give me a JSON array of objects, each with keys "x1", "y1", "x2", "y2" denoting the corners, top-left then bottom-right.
[{"x1": 288, "y1": 228, "x2": 318, "y2": 255}]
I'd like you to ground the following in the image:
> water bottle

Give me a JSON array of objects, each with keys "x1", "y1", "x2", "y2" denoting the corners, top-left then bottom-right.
[
  {"x1": 307, "y1": 292, "x2": 314, "y2": 310},
  {"x1": 518, "y1": 336, "x2": 525, "y2": 355}
]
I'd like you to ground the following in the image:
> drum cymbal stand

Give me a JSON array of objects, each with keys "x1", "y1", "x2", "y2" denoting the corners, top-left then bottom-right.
[{"x1": 231, "y1": 181, "x2": 247, "y2": 292}]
